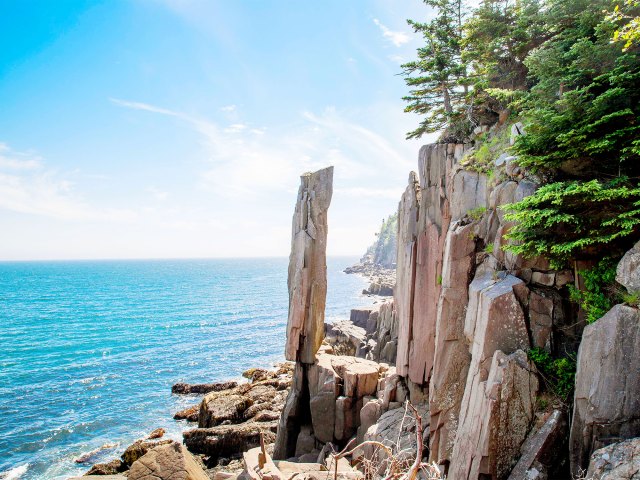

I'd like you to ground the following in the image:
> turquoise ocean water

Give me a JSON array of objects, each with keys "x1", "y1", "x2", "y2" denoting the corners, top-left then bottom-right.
[{"x1": 0, "y1": 257, "x2": 372, "y2": 480}]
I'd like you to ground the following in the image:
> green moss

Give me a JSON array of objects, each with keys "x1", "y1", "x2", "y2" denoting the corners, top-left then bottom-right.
[
  {"x1": 437, "y1": 274, "x2": 443, "y2": 285},
  {"x1": 467, "y1": 206, "x2": 487, "y2": 221},
  {"x1": 621, "y1": 291, "x2": 640, "y2": 307}
]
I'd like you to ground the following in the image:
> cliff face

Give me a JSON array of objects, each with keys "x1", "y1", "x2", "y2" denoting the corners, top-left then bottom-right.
[
  {"x1": 386, "y1": 131, "x2": 640, "y2": 478},
  {"x1": 275, "y1": 133, "x2": 640, "y2": 480}
]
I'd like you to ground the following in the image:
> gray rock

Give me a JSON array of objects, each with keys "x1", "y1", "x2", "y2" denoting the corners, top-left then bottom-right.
[
  {"x1": 510, "y1": 122, "x2": 525, "y2": 145},
  {"x1": 285, "y1": 167, "x2": 333, "y2": 364},
  {"x1": 128, "y1": 441, "x2": 209, "y2": 480},
  {"x1": 617, "y1": 241, "x2": 640, "y2": 293},
  {"x1": 570, "y1": 305, "x2": 640, "y2": 475},
  {"x1": 587, "y1": 437, "x2": 640, "y2": 480},
  {"x1": 507, "y1": 410, "x2": 568, "y2": 480}
]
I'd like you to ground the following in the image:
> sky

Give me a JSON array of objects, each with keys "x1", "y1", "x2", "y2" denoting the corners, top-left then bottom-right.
[{"x1": 0, "y1": 0, "x2": 438, "y2": 261}]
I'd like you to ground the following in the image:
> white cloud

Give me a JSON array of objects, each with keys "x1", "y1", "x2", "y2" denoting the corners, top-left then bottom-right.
[
  {"x1": 388, "y1": 54, "x2": 406, "y2": 64},
  {"x1": 220, "y1": 104, "x2": 236, "y2": 112},
  {"x1": 373, "y1": 18, "x2": 410, "y2": 47},
  {"x1": 107, "y1": 97, "x2": 421, "y2": 257},
  {"x1": 146, "y1": 186, "x2": 169, "y2": 201},
  {"x1": 223, "y1": 123, "x2": 248, "y2": 134},
  {"x1": 0, "y1": 143, "x2": 136, "y2": 222}
]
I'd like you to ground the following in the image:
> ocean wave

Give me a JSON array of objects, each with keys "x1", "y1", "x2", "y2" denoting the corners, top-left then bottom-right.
[
  {"x1": 74, "y1": 442, "x2": 118, "y2": 464},
  {"x1": 0, "y1": 464, "x2": 29, "y2": 480}
]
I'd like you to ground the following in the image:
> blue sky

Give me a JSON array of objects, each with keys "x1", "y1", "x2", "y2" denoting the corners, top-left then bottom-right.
[{"x1": 0, "y1": 0, "x2": 436, "y2": 260}]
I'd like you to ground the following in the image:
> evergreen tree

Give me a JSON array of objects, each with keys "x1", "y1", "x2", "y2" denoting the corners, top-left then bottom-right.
[{"x1": 401, "y1": 0, "x2": 467, "y2": 139}]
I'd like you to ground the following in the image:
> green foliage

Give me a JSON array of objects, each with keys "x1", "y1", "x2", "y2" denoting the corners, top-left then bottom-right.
[
  {"x1": 401, "y1": 0, "x2": 468, "y2": 139},
  {"x1": 437, "y1": 274, "x2": 443, "y2": 285},
  {"x1": 467, "y1": 206, "x2": 487, "y2": 221},
  {"x1": 528, "y1": 347, "x2": 577, "y2": 400},
  {"x1": 462, "y1": 0, "x2": 548, "y2": 90},
  {"x1": 608, "y1": 0, "x2": 640, "y2": 51},
  {"x1": 567, "y1": 258, "x2": 618, "y2": 323},
  {"x1": 485, "y1": 242, "x2": 494, "y2": 254},
  {"x1": 461, "y1": 124, "x2": 511, "y2": 173},
  {"x1": 403, "y1": 0, "x2": 640, "y2": 264},
  {"x1": 502, "y1": 179, "x2": 640, "y2": 266}
]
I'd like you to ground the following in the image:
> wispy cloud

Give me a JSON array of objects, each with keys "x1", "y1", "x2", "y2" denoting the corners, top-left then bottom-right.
[
  {"x1": 111, "y1": 98, "x2": 413, "y2": 200},
  {"x1": 373, "y1": 18, "x2": 410, "y2": 47},
  {"x1": 0, "y1": 143, "x2": 136, "y2": 222}
]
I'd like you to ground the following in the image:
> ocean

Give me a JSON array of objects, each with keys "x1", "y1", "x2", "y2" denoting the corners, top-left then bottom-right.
[{"x1": 0, "y1": 257, "x2": 373, "y2": 480}]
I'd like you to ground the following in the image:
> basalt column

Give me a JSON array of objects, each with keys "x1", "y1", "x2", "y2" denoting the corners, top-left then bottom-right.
[
  {"x1": 275, "y1": 166, "x2": 334, "y2": 459},
  {"x1": 284, "y1": 166, "x2": 334, "y2": 364}
]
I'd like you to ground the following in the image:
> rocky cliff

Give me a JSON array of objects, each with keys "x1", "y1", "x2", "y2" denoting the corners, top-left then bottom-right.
[{"x1": 275, "y1": 124, "x2": 640, "y2": 480}]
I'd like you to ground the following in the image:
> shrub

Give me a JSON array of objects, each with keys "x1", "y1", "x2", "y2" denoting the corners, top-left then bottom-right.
[
  {"x1": 528, "y1": 347, "x2": 576, "y2": 401},
  {"x1": 502, "y1": 179, "x2": 640, "y2": 268},
  {"x1": 567, "y1": 257, "x2": 619, "y2": 323}
]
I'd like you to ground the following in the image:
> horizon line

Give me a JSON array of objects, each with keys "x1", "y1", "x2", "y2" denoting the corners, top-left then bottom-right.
[{"x1": 0, "y1": 254, "x2": 363, "y2": 263}]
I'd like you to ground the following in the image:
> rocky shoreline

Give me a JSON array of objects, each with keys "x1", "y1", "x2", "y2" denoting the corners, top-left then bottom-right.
[
  {"x1": 74, "y1": 363, "x2": 294, "y2": 479},
  {"x1": 343, "y1": 257, "x2": 395, "y2": 297}
]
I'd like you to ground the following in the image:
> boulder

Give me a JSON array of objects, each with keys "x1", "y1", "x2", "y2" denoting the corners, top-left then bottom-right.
[
  {"x1": 587, "y1": 437, "x2": 640, "y2": 480},
  {"x1": 174, "y1": 404, "x2": 200, "y2": 422},
  {"x1": 172, "y1": 381, "x2": 238, "y2": 395},
  {"x1": 84, "y1": 459, "x2": 126, "y2": 476},
  {"x1": 507, "y1": 410, "x2": 568, "y2": 480},
  {"x1": 148, "y1": 428, "x2": 165, "y2": 439},
  {"x1": 122, "y1": 439, "x2": 173, "y2": 467},
  {"x1": 617, "y1": 240, "x2": 640, "y2": 294},
  {"x1": 363, "y1": 404, "x2": 429, "y2": 466},
  {"x1": 71, "y1": 476, "x2": 126, "y2": 480},
  {"x1": 199, "y1": 393, "x2": 253, "y2": 428},
  {"x1": 128, "y1": 441, "x2": 209, "y2": 480},
  {"x1": 324, "y1": 320, "x2": 366, "y2": 357},
  {"x1": 285, "y1": 167, "x2": 333, "y2": 364},
  {"x1": 183, "y1": 422, "x2": 277, "y2": 461},
  {"x1": 570, "y1": 305, "x2": 640, "y2": 475},
  {"x1": 350, "y1": 308, "x2": 372, "y2": 329},
  {"x1": 331, "y1": 356, "x2": 380, "y2": 399}
]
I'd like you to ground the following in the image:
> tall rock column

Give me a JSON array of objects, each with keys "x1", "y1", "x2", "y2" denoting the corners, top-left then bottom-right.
[
  {"x1": 275, "y1": 166, "x2": 333, "y2": 459},
  {"x1": 395, "y1": 171, "x2": 421, "y2": 379},
  {"x1": 285, "y1": 166, "x2": 334, "y2": 364},
  {"x1": 395, "y1": 144, "x2": 471, "y2": 387}
]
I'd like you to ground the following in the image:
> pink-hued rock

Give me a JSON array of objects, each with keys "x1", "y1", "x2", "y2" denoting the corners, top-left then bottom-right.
[
  {"x1": 449, "y1": 350, "x2": 538, "y2": 480},
  {"x1": 285, "y1": 167, "x2": 333, "y2": 364},
  {"x1": 331, "y1": 356, "x2": 380, "y2": 399},
  {"x1": 128, "y1": 441, "x2": 209, "y2": 480},
  {"x1": 408, "y1": 224, "x2": 443, "y2": 385},
  {"x1": 396, "y1": 144, "x2": 475, "y2": 385},
  {"x1": 449, "y1": 273, "x2": 533, "y2": 479},
  {"x1": 395, "y1": 171, "x2": 421, "y2": 378},
  {"x1": 429, "y1": 221, "x2": 476, "y2": 466}
]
